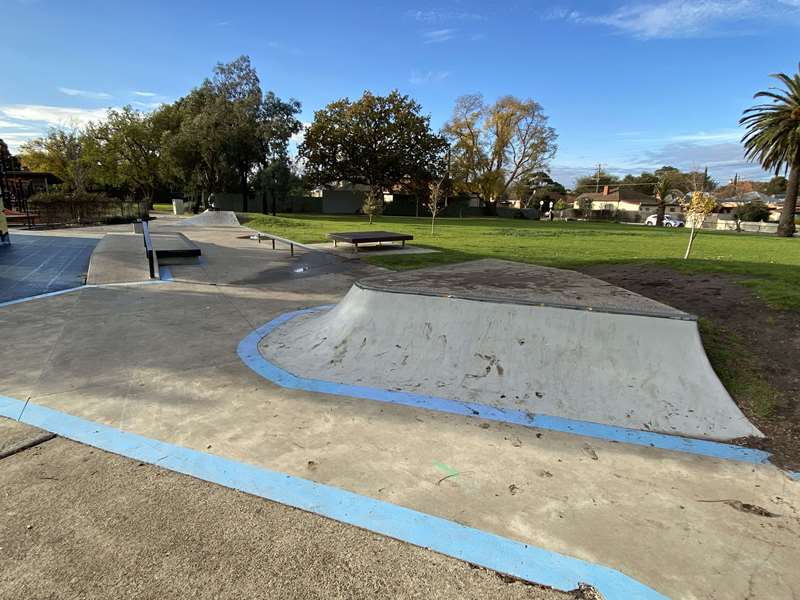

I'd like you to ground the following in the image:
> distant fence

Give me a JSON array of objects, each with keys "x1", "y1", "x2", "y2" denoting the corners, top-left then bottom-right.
[
  {"x1": 29, "y1": 192, "x2": 146, "y2": 226},
  {"x1": 702, "y1": 215, "x2": 778, "y2": 233}
]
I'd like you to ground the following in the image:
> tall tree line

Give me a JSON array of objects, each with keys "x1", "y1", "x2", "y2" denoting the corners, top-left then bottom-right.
[{"x1": 16, "y1": 56, "x2": 302, "y2": 209}]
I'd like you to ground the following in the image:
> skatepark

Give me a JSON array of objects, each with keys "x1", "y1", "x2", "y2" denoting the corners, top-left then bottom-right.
[{"x1": 1, "y1": 211, "x2": 798, "y2": 599}]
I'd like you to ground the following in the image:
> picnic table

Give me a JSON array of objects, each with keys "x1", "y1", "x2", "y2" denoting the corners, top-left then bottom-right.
[{"x1": 327, "y1": 231, "x2": 413, "y2": 253}]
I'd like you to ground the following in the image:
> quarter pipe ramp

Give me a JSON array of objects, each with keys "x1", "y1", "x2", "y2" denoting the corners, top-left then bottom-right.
[{"x1": 259, "y1": 260, "x2": 761, "y2": 440}]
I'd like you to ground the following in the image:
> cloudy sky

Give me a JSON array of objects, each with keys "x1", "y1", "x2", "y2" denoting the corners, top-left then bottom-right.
[{"x1": 1, "y1": 0, "x2": 798, "y2": 186}]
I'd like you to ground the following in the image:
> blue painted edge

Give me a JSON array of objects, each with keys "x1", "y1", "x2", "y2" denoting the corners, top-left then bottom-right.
[
  {"x1": 0, "y1": 394, "x2": 665, "y2": 599},
  {"x1": 159, "y1": 266, "x2": 174, "y2": 281},
  {"x1": 239, "y1": 306, "x2": 773, "y2": 466}
]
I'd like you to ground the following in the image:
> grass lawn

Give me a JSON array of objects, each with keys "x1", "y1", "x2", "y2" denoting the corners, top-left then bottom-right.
[{"x1": 245, "y1": 213, "x2": 800, "y2": 310}]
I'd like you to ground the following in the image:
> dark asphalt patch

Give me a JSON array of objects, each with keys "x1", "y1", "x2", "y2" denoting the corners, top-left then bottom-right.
[{"x1": 0, "y1": 233, "x2": 99, "y2": 303}]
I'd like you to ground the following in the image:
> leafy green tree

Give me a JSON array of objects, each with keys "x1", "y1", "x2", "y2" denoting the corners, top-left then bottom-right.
[
  {"x1": 300, "y1": 90, "x2": 446, "y2": 219},
  {"x1": 573, "y1": 170, "x2": 619, "y2": 195},
  {"x1": 741, "y1": 63, "x2": 800, "y2": 237},
  {"x1": 0, "y1": 139, "x2": 21, "y2": 172},
  {"x1": 766, "y1": 175, "x2": 788, "y2": 195},
  {"x1": 733, "y1": 201, "x2": 771, "y2": 223},
  {"x1": 159, "y1": 56, "x2": 301, "y2": 210},
  {"x1": 19, "y1": 128, "x2": 93, "y2": 192},
  {"x1": 443, "y1": 94, "x2": 557, "y2": 208},
  {"x1": 621, "y1": 172, "x2": 659, "y2": 194},
  {"x1": 84, "y1": 107, "x2": 164, "y2": 204},
  {"x1": 653, "y1": 175, "x2": 684, "y2": 227}
]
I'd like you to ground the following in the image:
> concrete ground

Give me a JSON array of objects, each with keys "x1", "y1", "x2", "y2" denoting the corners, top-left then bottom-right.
[
  {"x1": 0, "y1": 232, "x2": 98, "y2": 302},
  {"x1": 0, "y1": 419, "x2": 572, "y2": 600},
  {"x1": 1, "y1": 216, "x2": 798, "y2": 599}
]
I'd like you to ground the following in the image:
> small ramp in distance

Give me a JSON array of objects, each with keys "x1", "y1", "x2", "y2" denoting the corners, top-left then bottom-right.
[
  {"x1": 258, "y1": 259, "x2": 761, "y2": 441},
  {"x1": 177, "y1": 210, "x2": 240, "y2": 227}
]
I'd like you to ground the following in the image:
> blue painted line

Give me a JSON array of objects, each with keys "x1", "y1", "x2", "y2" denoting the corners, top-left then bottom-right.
[
  {"x1": 789, "y1": 472, "x2": 800, "y2": 481},
  {"x1": 159, "y1": 266, "x2": 174, "y2": 281},
  {"x1": 0, "y1": 394, "x2": 665, "y2": 599},
  {"x1": 239, "y1": 306, "x2": 773, "y2": 466}
]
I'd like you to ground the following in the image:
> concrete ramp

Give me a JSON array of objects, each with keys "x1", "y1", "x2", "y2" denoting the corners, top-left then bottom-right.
[
  {"x1": 178, "y1": 210, "x2": 240, "y2": 227},
  {"x1": 259, "y1": 259, "x2": 761, "y2": 440}
]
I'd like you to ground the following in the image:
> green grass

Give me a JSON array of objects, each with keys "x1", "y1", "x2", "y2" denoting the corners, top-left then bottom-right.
[
  {"x1": 152, "y1": 203, "x2": 174, "y2": 212},
  {"x1": 698, "y1": 319, "x2": 778, "y2": 419},
  {"x1": 245, "y1": 213, "x2": 800, "y2": 310}
]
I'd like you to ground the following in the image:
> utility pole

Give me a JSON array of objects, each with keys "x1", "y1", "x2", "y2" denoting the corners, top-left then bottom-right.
[{"x1": 594, "y1": 163, "x2": 604, "y2": 193}]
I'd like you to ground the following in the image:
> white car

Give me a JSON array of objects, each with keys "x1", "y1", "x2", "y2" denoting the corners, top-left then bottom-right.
[{"x1": 645, "y1": 214, "x2": 685, "y2": 227}]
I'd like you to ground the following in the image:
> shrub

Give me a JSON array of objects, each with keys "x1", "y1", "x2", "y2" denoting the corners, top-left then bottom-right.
[{"x1": 733, "y1": 201, "x2": 771, "y2": 223}]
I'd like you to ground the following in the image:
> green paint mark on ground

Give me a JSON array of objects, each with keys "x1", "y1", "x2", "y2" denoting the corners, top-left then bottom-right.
[{"x1": 432, "y1": 461, "x2": 459, "y2": 478}]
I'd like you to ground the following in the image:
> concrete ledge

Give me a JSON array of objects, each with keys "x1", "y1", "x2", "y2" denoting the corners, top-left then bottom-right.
[{"x1": 86, "y1": 233, "x2": 151, "y2": 284}]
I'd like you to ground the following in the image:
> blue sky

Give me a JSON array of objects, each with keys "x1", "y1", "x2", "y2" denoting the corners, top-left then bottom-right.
[{"x1": 1, "y1": 0, "x2": 798, "y2": 186}]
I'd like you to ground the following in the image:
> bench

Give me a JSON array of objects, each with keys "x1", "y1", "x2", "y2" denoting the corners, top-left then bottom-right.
[{"x1": 327, "y1": 231, "x2": 414, "y2": 253}]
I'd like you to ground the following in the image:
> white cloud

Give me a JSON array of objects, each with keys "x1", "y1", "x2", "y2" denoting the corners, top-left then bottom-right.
[
  {"x1": 667, "y1": 130, "x2": 742, "y2": 143},
  {"x1": 409, "y1": 70, "x2": 450, "y2": 84},
  {"x1": 423, "y1": 28, "x2": 456, "y2": 43},
  {"x1": 133, "y1": 91, "x2": 158, "y2": 97},
  {"x1": 0, "y1": 104, "x2": 110, "y2": 128},
  {"x1": 407, "y1": 9, "x2": 485, "y2": 22},
  {"x1": 556, "y1": 0, "x2": 798, "y2": 39},
  {"x1": 58, "y1": 87, "x2": 113, "y2": 100},
  {"x1": 290, "y1": 122, "x2": 311, "y2": 147},
  {"x1": 0, "y1": 119, "x2": 25, "y2": 129}
]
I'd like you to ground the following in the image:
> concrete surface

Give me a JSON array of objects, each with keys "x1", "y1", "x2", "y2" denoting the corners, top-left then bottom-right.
[
  {"x1": 0, "y1": 232, "x2": 98, "y2": 301},
  {"x1": 260, "y1": 261, "x2": 760, "y2": 439},
  {"x1": 358, "y1": 260, "x2": 688, "y2": 318},
  {"x1": 177, "y1": 209, "x2": 240, "y2": 227},
  {"x1": 85, "y1": 233, "x2": 151, "y2": 284},
  {"x1": 1, "y1": 219, "x2": 797, "y2": 599},
  {"x1": 0, "y1": 424, "x2": 575, "y2": 600},
  {"x1": 0, "y1": 418, "x2": 53, "y2": 458}
]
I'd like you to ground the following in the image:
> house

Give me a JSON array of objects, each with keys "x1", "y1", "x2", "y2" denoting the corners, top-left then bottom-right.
[{"x1": 573, "y1": 186, "x2": 682, "y2": 217}]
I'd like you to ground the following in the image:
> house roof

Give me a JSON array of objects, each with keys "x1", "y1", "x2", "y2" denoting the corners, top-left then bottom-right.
[
  {"x1": 3, "y1": 170, "x2": 63, "y2": 184},
  {"x1": 577, "y1": 187, "x2": 657, "y2": 204}
]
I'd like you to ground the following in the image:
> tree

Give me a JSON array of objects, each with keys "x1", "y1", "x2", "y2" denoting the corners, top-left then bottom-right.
[
  {"x1": 682, "y1": 192, "x2": 717, "y2": 259},
  {"x1": 160, "y1": 56, "x2": 301, "y2": 211},
  {"x1": 300, "y1": 90, "x2": 446, "y2": 220},
  {"x1": 426, "y1": 175, "x2": 447, "y2": 234},
  {"x1": 514, "y1": 170, "x2": 566, "y2": 207},
  {"x1": 19, "y1": 128, "x2": 93, "y2": 192},
  {"x1": 573, "y1": 170, "x2": 619, "y2": 195},
  {"x1": 621, "y1": 172, "x2": 659, "y2": 195},
  {"x1": 0, "y1": 139, "x2": 21, "y2": 172},
  {"x1": 766, "y1": 175, "x2": 788, "y2": 195},
  {"x1": 362, "y1": 189, "x2": 383, "y2": 224},
  {"x1": 443, "y1": 94, "x2": 557, "y2": 209},
  {"x1": 84, "y1": 107, "x2": 164, "y2": 204},
  {"x1": 733, "y1": 201, "x2": 771, "y2": 223},
  {"x1": 653, "y1": 175, "x2": 684, "y2": 227},
  {"x1": 740, "y1": 63, "x2": 800, "y2": 237}
]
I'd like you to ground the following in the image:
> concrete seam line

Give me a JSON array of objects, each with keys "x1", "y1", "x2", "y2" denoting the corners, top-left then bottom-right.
[
  {"x1": 0, "y1": 274, "x2": 174, "y2": 309},
  {"x1": 0, "y1": 395, "x2": 665, "y2": 599},
  {"x1": 239, "y1": 306, "x2": 773, "y2": 466},
  {"x1": 0, "y1": 432, "x2": 56, "y2": 460}
]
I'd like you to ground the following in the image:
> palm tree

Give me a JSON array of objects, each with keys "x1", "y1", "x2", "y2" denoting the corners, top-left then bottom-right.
[
  {"x1": 652, "y1": 175, "x2": 683, "y2": 227},
  {"x1": 740, "y1": 64, "x2": 800, "y2": 237}
]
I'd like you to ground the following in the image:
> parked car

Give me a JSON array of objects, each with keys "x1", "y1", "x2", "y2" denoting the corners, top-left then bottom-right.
[{"x1": 645, "y1": 214, "x2": 685, "y2": 227}]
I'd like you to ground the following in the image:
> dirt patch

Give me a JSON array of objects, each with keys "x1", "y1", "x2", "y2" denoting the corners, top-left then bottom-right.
[{"x1": 580, "y1": 264, "x2": 800, "y2": 471}]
